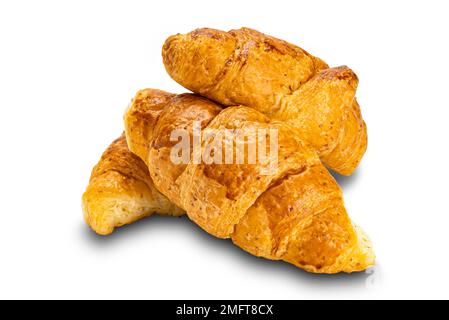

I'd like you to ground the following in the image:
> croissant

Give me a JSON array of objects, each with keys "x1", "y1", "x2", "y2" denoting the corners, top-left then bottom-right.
[
  {"x1": 124, "y1": 88, "x2": 374, "y2": 273},
  {"x1": 162, "y1": 27, "x2": 367, "y2": 175},
  {"x1": 82, "y1": 134, "x2": 184, "y2": 235}
]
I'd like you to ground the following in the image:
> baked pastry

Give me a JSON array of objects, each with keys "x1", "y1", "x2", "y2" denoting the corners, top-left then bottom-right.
[
  {"x1": 124, "y1": 89, "x2": 374, "y2": 273},
  {"x1": 82, "y1": 135, "x2": 184, "y2": 235},
  {"x1": 162, "y1": 27, "x2": 367, "y2": 175}
]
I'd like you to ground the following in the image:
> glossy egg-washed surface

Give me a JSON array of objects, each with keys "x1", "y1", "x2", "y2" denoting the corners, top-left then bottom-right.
[
  {"x1": 124, "y1": 89, "x2": 374, "y2": 273},
  {"x1": 163, "y1": 27, "x2": 367, "y2": 175},
  {"x1": 82, "y1": 135, "x2": 184, "y2": 235}
]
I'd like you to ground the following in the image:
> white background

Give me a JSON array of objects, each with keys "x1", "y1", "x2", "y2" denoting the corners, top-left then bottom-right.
[{"x1": 0, "y1": 0, "x2": 448, "y2": 299}]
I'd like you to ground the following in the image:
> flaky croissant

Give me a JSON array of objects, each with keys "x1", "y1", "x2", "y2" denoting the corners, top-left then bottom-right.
[
  {"x1": 82, "y1": 134, "x2": 183, "y2": 235},
  {"x1": 124, "y1": 88, "x2": 374, "y2": 273},
  {"x1": 162, "y1": 27, "x2": 367, "y2": 175}
]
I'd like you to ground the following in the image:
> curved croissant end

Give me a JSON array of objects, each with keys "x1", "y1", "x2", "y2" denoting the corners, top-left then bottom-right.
[{"x1": 82, "y1": 135, "x2": 184, "y2": 235}]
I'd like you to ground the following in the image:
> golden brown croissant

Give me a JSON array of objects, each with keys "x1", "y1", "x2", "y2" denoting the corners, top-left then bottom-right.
[
  {"x1": 124, "y1": 89, "x2": 374, "y2": 273},
  {"x1": 162, "y1": 27, "x2": 367, "y2": 175},
  {"x1": 82, "y1": 134, "x2": 184, "y2": 235}
]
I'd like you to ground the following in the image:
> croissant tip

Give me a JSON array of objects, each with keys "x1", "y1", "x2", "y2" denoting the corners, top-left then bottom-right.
[{"x1": 350, "y1": 224, "x2": 376, "y2": 271}]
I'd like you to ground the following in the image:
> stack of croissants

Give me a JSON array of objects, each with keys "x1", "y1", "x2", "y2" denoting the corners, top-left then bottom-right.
[{"x1": 82, "y1": 27, "x2": 375, "y2": 274}]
